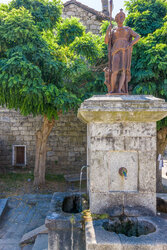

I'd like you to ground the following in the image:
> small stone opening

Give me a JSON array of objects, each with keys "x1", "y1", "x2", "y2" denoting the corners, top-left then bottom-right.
[
  {"x1": 12, "y1": 145, "x2": 26, "y2": 166},
  {"x1": 103, "y1": 216, "x2": 156, "y2": 237},
  {"x1": 62, "y1": 195, "x2": 82, "y2": 214}
]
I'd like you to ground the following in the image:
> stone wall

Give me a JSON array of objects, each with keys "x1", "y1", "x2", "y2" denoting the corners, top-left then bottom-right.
[
  {"x1": 63, "y1": 3, "x2": 102, "y2": 35},
  {"x1": 0, "y1": 108, "x2": 87, "y2": 174}
]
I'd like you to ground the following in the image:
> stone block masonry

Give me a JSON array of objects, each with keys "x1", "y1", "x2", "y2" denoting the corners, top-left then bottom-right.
[
  {"x1": 78, "y1": 95, "x2": 167, "y2": 216},
  {"x1": 63, "y1": 2, "x2": 109, "y2": 35},
  {"x1": 0, "y1": 108, "x2": 87, "y2": 175}
]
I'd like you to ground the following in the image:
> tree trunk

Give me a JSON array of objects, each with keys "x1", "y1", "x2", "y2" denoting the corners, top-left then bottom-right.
[
  {"x1": 34, "y1": 116, "x2": 55, "y2": 186},
  {"x1": 157, "y1": 127, "x2": 167, "y2": 192}
]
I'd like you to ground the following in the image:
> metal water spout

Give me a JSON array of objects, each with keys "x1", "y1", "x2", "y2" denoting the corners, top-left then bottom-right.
[{"x1": 119, "y1": 167, "x2": 128, "y2": 180}]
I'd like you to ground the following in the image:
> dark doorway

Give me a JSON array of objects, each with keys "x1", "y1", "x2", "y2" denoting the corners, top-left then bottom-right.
[
  {"x1": 16, "y1": 146, "x2": 25, "y2": 165},
  {"x1": 13, "y1": 145, "x2": 26, "y2": 166}
]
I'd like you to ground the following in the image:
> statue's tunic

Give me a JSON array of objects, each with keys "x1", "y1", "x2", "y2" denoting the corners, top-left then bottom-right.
[{"x1": 110, "y1": 27, "x2": 138, "y2": 84}]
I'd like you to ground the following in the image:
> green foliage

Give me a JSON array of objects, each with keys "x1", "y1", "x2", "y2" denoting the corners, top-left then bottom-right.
[
  {"x1": 70, "y1": 33, "x2": 103, "y2": 61},
  {"x1": 9, "y1": 0, "x2": 62, "y2": 30},
  {"x1": 125, "y1": 0, "x2": 167, "y2": 37},
  {"x1": 125, "y1": 0, "x2": 167, "y2": 130},
  {"x1": 0, "y1": 172, "x2": 64, "y2": 182},
  {"x1": 0, "y1": 0, "x2": 104, "y2": 121},
  {"x1": 56, "y1": 17, "x2": 85, "y2": 46},
  {"x1": 0, "y1": 7, "x2": 37, "y2": 45},
  {"x1": 100, "y1": 20, "x2": 116, "y2": 35}
]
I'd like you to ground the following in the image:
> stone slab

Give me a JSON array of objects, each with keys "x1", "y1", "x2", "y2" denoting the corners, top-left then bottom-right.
[
  {"x1": 78, "y1": 95, "x2": 167, "y2": 123},
  {"x1": 32, "y1": 234, "x2": 48, "y2": 250},
  {"x1": 0, "y1": 198, "x2": 8, "y2": 220},
  {"x1": 88, "y1": 150, "x2": 139, "y2": 193},
  {"x1": 108, "y1": 151, "x2": 138, "y2": 192},
  {"x1": 20, "y1": 224, "x2": 48, "y2": 245}
]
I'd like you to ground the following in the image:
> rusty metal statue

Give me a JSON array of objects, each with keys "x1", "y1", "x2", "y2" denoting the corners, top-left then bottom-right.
[{"x1": 104, "y1": 6, "x2": 140, "y2": 94}]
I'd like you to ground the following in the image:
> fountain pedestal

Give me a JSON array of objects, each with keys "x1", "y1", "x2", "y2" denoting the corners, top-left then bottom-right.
[{"x1": 78, "y1": 95, "x2": 167, "y2": 216}]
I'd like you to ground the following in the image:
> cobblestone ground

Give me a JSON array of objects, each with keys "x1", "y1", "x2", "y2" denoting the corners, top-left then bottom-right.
[{"x1": 0, "y1": 194, "x2": 52, "y2": 250}]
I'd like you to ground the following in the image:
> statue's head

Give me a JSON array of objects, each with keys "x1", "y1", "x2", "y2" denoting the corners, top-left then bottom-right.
[{"x1": 115, "y1": 9, "x2": 125, "y2": 25}]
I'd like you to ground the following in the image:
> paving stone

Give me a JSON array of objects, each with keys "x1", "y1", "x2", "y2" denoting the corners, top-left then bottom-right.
[
  {"x1": 0, "y1": 199, "x2": 8, "y2": 220},
  {"x1": 32, "y1": 234, "x2": 48, "y2": 250},
  {"x1": 22, "y1": 244, "x2": 33, "y2": 250},
  {"x1": 0, "y1": 195, "x2": 51, "y2": 250}
]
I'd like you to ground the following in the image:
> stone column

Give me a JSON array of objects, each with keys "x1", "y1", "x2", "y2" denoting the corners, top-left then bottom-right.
[{"x1": 78, "y1": 95, "x2": 167, "y2": 216}]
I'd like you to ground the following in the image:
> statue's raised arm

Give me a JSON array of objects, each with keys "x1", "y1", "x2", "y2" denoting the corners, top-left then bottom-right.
[{"x1": 104, "y1": 9, "x2": 140, "y2": 94}]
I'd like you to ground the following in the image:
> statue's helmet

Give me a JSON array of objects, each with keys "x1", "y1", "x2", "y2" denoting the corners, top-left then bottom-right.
[{"x1": 115, "y1": 9, "x2": 126, "y2": 23}]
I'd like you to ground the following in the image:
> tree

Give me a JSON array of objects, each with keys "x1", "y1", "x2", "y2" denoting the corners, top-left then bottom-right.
[
  {"x1": 0, "y1": 0, "x2": 104, "y2": 185},
  {"x1": 125, "y1": 0, "x2": 167, "y2": 191},
  {"x1": 125, "y1": 0, "x2": 166, "y2": 36}
]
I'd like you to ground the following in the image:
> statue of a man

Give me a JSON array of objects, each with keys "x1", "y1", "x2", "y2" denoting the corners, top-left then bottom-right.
[{"x1": 104, "y1": 9, "x2": 140, "y2": 94}]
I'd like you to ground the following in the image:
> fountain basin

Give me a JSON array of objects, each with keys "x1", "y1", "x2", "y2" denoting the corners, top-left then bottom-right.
[
  {"x1": 45, "y1": 192, "x2": 86, "y2": 250},
  {"x1": 103, "y1": 216, "x2": 156, "y2": 237},
  {"x1": 85, "y1": 216, "x2": 167, "y2": 250}
]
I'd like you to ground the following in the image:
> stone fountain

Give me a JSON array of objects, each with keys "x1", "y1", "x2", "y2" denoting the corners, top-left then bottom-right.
[
  {"x1": 46, "y1": 7, "x2": 167, "y2": 250},
  {"x1": 78, "y1": 95, "x2": 167, "y2": 249}
]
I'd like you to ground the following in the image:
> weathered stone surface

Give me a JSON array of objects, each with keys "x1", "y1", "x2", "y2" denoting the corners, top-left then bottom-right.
[
  {"x1": 78, "y1": 95, "x2": 167, "y2": 123},
  {"x1": 138, "y1": 152, "x2": 156, "y2": 193},
  {"x1": 90, "y1": 192, "x2": 123, "y2": 216},
  {"x1": 89, "y1": 150, "x2": 138, "y2": 192},
  {"x1": 0, "y1": 195, "x2": 51, "y2": 250},
  {"x1": 20, "y1": 225, "x2": 48, "y2": 245},
  {"x1": 107, "y1": 151, "x2": 138, "y2": 192},
  {"x1": 86, "y1": 217, "x2": 167, "y2": 250},
  {"x1": 32, "y1": 234, "x2": 48, "y2": 250},
  {"x1": 78, "y1": 95, "x2": 167, "y2": 216},
  {"x1": 46, "y1": 192, "x2": 85, "y2": 250},
  {"x1": 124, "y1": 193, "x2": 156, "y2": 215},
  {"x1": 89, "y1": 122, "x2": 156, "y2": 137},
  {"x1": 0, "y1": 198, "x2": 8, "y2": 220}
]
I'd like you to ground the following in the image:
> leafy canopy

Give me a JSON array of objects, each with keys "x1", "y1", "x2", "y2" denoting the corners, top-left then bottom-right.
[
  {"x1": 9, "y1": 0, "x2": 62, "y2": 30},
  {"x1": 125, "y1": 0, "x2": 167, "y2": 129},
  {"x1": 0, "y1": 0, "x2": 104, "y2": 119},
  {"x1": 125, "y1": 0, "x2": 167, "y2": 36}
]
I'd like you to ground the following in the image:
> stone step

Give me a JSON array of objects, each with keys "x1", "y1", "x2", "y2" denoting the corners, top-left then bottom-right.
[
  {"x1": 0, "y1": 198, "x2": 8, "y2": 220},
  {"x1": 32, "y1": 234, "x2": 48, "y2": 250}
]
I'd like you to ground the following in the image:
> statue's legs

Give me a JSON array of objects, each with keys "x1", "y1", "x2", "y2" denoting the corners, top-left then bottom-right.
[
  {"x1": 111, "y1": 72, "x2": 117, "y2": 92},
  {"x1": 118, "y1": 71, "x2": 125, "y2": 93}
]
